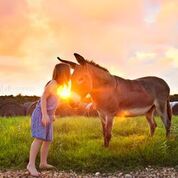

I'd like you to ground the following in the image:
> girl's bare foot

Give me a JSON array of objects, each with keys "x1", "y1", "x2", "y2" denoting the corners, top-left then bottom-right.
[
  {"x1": 27, "y1": 164, "x2": 40, "y2": 177},
  {"x1": 39, "y1": 163, "x2": 56, "y2": 170}
]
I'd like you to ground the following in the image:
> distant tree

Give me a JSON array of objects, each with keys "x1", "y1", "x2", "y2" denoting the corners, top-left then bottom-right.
[{"x1": 170, "y1": 94, "x2": 178, "y2": 102}]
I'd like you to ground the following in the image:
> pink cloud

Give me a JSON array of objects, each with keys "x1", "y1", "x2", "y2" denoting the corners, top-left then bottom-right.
[
  {"x1": 0, "y1": 0, "x2": 178, "y2": 95},
  {"x1": 0, "y1": 0, "x2": 30, "y2": 56}
]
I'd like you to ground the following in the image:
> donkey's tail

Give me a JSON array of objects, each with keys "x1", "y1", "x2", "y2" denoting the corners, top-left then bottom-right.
[{"x1": 167, "y1": 99, "x2": 172, "y2": 122}]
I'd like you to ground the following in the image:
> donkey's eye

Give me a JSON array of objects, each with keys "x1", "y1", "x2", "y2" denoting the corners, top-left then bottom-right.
[{"x1": 78, "y1": 77, "x2": 84, "y2": 84}]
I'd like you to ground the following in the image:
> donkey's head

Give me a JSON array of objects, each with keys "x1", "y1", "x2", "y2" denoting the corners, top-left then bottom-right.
[
  {"x1": 58, "y1": 53, "x2": 111, "y2": 98},
  {"x1": 72, "y1": 53, "x2": 93, "y2": 97},
  {"x1": 57, "y1": 53, "x2": 93, "y2": 98}
]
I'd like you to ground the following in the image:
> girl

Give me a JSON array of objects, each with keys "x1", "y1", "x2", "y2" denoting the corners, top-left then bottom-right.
[{"x1": 27, "y1": 63, "x2": 70, "y2": 177}]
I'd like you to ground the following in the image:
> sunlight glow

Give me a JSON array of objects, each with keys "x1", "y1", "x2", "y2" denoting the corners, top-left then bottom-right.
[
  {"x1": 57, "y1": 82, "x2": 71, "y2": 100},
  {"x1": 117, "y1": 110, "x2": 130, "y2": 118}
]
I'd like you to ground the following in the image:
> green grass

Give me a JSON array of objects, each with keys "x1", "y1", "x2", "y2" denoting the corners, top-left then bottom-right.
[{"x1": 0, "y1": 116, "x2": 178, "y2": 172}]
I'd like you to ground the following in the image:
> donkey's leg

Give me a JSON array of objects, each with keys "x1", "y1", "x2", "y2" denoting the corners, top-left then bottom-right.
[
  {"x1": 98, "y1": 112, "x2": 107, "y2": 146},
  {"x1": 146, "y1": 106, "x2": 157, "y2": 136},
  {"x1": 156, "y1": 100, "x2": 171, "y2": 137},
  {"x1": 166, "y1": 100, "x2": 172, "y2": 136},
  {"x1": 105, "y1": 116, "x2": 114, "y2": 147},
  {"x1": 101, "y1": 117, "x2": 107, "y2": 146}
]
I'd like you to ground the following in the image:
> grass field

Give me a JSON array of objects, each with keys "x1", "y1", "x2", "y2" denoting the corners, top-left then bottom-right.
[{"x1": 0, "y1": 116, "x2": 178, "y2": 173}]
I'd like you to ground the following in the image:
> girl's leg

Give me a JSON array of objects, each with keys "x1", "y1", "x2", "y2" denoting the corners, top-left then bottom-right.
[
  {"x1": 27, "y1": 138, "x2": 43, "y2": 176},
  {"x1": 39, "y1": 141, "x2": 54, "y2": 168}
]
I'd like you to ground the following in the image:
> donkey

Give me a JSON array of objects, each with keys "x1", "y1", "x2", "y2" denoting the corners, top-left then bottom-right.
[{"x1": 58, "y1": 53, "x2": 172, "y2": 147}]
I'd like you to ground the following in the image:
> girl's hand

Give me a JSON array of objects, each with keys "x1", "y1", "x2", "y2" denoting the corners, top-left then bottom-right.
[
  {"x1": 42, "y1": 114, "x2": 50, "y2": 127},
  {"x1": 52, "y1": 115, "x2": 56, "y2": 122}
]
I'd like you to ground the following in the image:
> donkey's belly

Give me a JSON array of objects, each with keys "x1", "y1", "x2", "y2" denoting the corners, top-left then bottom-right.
[{"x1": 117, "y1": 106, "x2": 152, "y2": 117}]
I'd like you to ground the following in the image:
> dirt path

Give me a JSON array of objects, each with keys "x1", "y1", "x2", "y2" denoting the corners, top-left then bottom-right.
[{"x1": 0, "y1": 167, "x2": 178, "y2": 178}]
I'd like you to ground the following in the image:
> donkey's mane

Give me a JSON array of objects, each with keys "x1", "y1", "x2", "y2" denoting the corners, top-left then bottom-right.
[{"x1": 85, "y1": 59, "x2": 109, "y2": 72}]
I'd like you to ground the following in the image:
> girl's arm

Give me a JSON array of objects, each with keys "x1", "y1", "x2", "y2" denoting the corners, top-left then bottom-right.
[{"x1": 41, "y1": 80, "x2": 57, "y2": 126}]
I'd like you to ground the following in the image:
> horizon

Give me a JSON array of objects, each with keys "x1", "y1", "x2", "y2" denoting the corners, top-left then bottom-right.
[{"x1": 0, "y1": 0, "x2": 178, "y2": 96}]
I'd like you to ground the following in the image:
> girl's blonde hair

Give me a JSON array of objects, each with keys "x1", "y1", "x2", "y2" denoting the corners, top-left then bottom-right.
[{"x1": 52, "y1": 63, "x2": 70, "y2": 85}]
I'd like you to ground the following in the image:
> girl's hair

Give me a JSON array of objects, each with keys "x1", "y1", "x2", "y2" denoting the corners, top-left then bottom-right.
[{"x1": 52, "y1": 63, "x2": 70, "y2": 85}]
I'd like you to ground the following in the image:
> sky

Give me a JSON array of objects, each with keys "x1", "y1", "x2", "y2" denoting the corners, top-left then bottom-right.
[{"x1": 0, "y1": 0, "x2": 178, "y2": 96}]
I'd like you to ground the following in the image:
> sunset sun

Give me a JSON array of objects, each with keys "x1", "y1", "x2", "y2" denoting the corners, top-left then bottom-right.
[{"x1": 57, "y1": 82, "x2": 71, "y2": 100}]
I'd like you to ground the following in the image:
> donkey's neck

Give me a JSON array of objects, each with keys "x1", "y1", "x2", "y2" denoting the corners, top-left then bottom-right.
[
  {"x1": 87, "y1": 64, "x2": 116, "y2": 103},
  {"x1": 88, "y1": 64, "x2": 114, "y2": 87}
]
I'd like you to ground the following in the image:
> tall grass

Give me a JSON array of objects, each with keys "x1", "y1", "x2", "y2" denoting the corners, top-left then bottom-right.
[{"x1": 0, "y1": 116, "x2": 178, "y2": 172}]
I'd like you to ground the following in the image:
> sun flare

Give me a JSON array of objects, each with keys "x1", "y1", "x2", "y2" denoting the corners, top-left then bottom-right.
[{"x1": 57, "y1": 82, "x2": 71, "y2": 100}]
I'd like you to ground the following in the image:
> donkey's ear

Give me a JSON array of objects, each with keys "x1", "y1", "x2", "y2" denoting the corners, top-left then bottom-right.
[
  {"x1": 57, "y1": 57, "x2": 77, "y2": 69},
  {"x1": 74, "y1": 53, "x2": 86, "y2": 65}
]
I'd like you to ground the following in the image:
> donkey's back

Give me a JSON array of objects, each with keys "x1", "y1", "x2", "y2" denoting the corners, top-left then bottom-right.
[
  {"x1": 114, "y1": 76, "x2": 170, "y2": 105},
  {"x1": 114, "y1": 75, "x2": 171, "y2": 137},
  {"x1": 136, "y1": 76, "x2": 170, "y2": 98}
]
